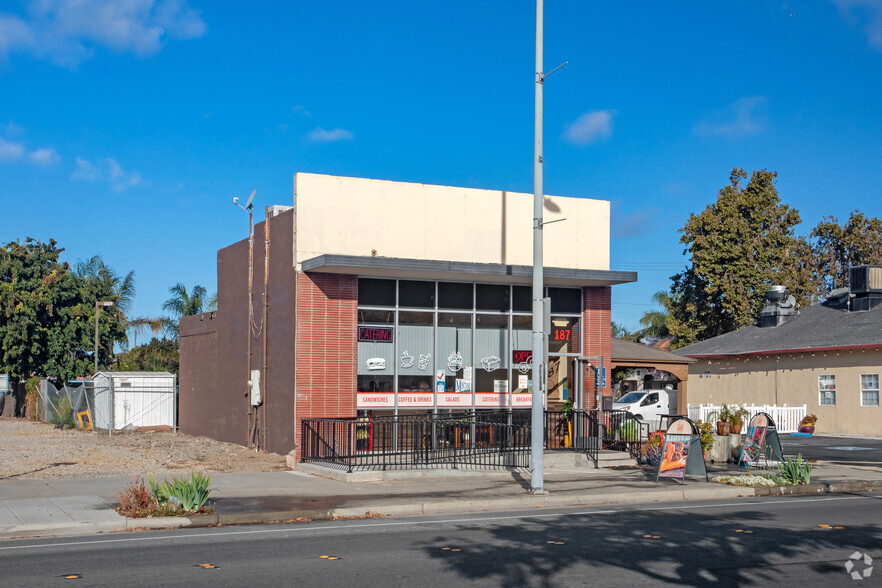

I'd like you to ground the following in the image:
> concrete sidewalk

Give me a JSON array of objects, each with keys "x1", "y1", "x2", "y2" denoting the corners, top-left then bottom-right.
[{"x1": 0, "y1": 460, "x2": 879, "y2": 540}]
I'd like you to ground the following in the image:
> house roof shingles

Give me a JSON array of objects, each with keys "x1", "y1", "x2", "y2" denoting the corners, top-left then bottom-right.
[
  {"x1": 674, "y1": 301, "x2": 882, "y2": 358},
  {"x1": 612, "y1": 337, "x2": 695, "y2": 364}
]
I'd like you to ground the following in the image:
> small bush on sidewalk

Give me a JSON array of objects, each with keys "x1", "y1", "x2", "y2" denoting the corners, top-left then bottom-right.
[
  {"x1": 712, "y1": 475, "x2": 778, "y2": 487},
  {"x1": 117, "y1": 473, "x2": 214, "y2": 518}
]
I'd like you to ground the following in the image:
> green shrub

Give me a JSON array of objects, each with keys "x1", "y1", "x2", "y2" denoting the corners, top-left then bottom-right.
[
  {"x1": 778, "y1": 454, "x2": 812, "y2": 485},
  {"x1": 150, "y1": 472, "x2": 213, "y2": 512},
  {"x1": 49, "y1": 395, "x2": 76, "y2": 429}
]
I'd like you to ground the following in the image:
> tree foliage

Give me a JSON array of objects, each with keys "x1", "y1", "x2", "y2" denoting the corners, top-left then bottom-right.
[
  {"x1": 805, "y1": 211, "x2": 882, "y2": 299},
  {"x1": 0, "y1": 238, "x2": 127, "y2": 382},
  {"x1": 668, "y1": 169, "x2": 807, "y2": 348},
  {"x1": 115, "y1": 337, "x2": 179, "y2": 374}
]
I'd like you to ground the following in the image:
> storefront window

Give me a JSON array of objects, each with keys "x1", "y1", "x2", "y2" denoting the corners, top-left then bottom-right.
[
  {"x1": 548, "y1": 287, "x2": 581, "y2": 314},
  {"x1": 399, "y1": 280, "x2": 435, "y2": 308},
  {"x1": 358, "y1": 278, "x2": 395, "y2": 306},
  {"x1": 549, "y1": 316, "x2": 580, "y2": 354},
  {"x1": 511, "y1": 315, "x2": 532, "y2": 394},
  {"x1": 474, "y1": 314, "x2": 509, "y2": 392},
  {"x1": 436, "y1": 312, "x2": 472, "y2": 393},
  {"x1": 476, "y1": 284, "x2": 510, "y2": 312},
  {"x1": 357, "y1": 309, "x2": 394, "y2": 393},
  {"x1": 439, "y1": 282, "x2": 473, "y2": 310},
  {"x1": 397, "y1": 311, "x2": 433, "y2": 392}
]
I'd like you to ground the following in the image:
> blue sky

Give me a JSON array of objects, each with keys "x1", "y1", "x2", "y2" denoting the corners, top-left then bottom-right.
[{"x1": 3, "y1": 1, "x2": 882, "y2": 332}]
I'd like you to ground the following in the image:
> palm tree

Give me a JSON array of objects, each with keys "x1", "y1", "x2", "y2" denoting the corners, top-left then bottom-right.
[
  {"x1": 127, "y1": 316, "x2": 165, "y2": 348},
  {"x1": 639, "y1": 290, "x2": 672, "y2": 339},
  {"x1": 162, "y1": 283, "x2": 208, "y2": 339}
]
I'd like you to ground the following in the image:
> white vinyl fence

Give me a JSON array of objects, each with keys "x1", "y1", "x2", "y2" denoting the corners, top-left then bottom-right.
[{"x1": 687, "y1": 404, "x2": 806, "y2": 433}]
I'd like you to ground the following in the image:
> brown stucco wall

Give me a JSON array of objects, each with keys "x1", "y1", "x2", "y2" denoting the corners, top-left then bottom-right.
[
  {"x1": 685, "y1": 349, "x2": 882, "y2": 435},
  {"x1": 179, "y1": 209, "x2": 298, "y2": 453}
]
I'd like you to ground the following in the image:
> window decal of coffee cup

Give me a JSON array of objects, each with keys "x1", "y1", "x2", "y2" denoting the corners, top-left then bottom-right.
[
  {"x1": 366, "y1": 358, "x2": 386, "y2": 371},
  {"x1": 400, "y1": 351, "x2": 415, "y2": 368},
  {"x1": 481, "y1": 356, "x2": 501, "y2": 372},
  {"x1": 418, "y1": 353, "x2": 431, "y2": 371},
  {"x1": 447, "y1": 352, "x2": 463, "y2": 372},
  {"x1": 517, "y1": 360, "x2": 532, "y2": 374}
]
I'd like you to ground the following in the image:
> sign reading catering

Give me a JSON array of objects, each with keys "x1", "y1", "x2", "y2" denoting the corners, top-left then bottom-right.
[{"x1": 358, "y1": 327, "x2": 393, "y2": 342}]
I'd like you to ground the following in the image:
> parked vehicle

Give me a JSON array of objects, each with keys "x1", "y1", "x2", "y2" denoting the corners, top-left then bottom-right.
[{"x1": 612, "y1": 390, "x2": 669, "y2": 428}]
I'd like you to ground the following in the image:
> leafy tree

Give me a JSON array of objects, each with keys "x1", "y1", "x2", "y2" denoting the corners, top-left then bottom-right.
[
  {"x1": 805, "y1": 211, "x2": 882, "y2": 298},
  {"x1": 115, "y1": 337, "x2": 179, "y2": 374},
  {"x1": 668, "y1": 168, "x2": 806, "y2": 347},
  {"x1": 162, "y1": 282, "x2": 208, "y2": 339},
  {"x1": 0, "y1": 238, "x2": 126, "y2": 382}
]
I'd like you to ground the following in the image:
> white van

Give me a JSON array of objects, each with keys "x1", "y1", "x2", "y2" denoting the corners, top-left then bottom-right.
[{"x1": 612, "y1": 389, "x2": 670, "y2": 429}]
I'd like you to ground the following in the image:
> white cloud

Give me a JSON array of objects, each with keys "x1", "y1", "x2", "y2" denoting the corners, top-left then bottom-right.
[
  {"x1": 562, "y1": 110, "x2": 615, "y2": 146},
  {"x1": 693, "y1": 96, "x2": 767, "y2": 138},
  {"x1": 71, "y1": 156, "x2": 142, "y2": 191},
  {"x1": 291, "y1": 105, "x2": 312, "y2": 118},
  {"x1": 0, "y1": 137, "x2": 24, "y2": 161},
  {"x1": 834, "y1": 0, "x2": 882, "y2": 50},
  {"x1": 306, "y1": 127, "x2": 354, "y2": 143},
  {"x1": 28, "y1": 147, "x2": 60, "y2": 165},
  {"x1": 0, "y1": 0, "x2": 207, "y2": 67}
]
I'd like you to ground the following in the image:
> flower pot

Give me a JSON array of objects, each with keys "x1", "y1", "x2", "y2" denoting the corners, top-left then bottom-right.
[
  {"x1": 798, "y1": 425, "x2": 815, "y2": 435},
  {"x1": 715, "y1": 421, "x2": 730, "y2": 436},
  {"x1": 730, "y1": 423, "x2": 743, "y2": 434}
]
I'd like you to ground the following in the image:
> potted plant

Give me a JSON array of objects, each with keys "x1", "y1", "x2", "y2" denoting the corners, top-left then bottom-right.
[
  {"x1": 798, "y1": 414, "x2": 818, "y2": 435},
  {"x1": 695, "y1": 419, "x2": 715, "y2": 461},
  {"x1": 727, "y1": 405, "x2": 751, "y2": 434},
  {"x1": 557, "y1": 400, "x2": 574, "y2": 448},
  {"x1": 712, "y1": 405, "x2": 732, "y2": 436}
]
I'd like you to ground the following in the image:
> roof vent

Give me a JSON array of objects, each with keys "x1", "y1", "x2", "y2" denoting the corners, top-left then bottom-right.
[
  {"x1": 758, "y1": 285, "x2": 798, "y2": 328},
  {"x1": 849, "y1": 265, "x2": 882, "y2": 312}
]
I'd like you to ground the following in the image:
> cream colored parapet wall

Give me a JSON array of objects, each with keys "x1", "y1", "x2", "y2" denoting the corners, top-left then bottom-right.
[{"x1": 293, "y1": 173, "x2": 610, "y2": 270}]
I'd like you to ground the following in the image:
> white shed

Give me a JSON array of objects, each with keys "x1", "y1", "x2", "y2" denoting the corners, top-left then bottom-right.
[{"x1": 91, "y1": 372, "x2": 176, "y2": 431}]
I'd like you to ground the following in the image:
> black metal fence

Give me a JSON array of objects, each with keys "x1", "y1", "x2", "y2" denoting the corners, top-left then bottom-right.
[{"x1": 300, "y1": 409, "x2": 651, "y2": 472}]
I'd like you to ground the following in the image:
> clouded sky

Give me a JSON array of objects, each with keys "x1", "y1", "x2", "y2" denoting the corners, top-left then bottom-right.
[{"x1": 3, "y1": 1, "x2": 882, "y2": 331}]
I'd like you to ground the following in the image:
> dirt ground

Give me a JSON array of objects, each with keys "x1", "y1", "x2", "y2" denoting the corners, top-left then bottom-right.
[{"x1": 0, "y1": 417, "x2": 289, "y2": 480}]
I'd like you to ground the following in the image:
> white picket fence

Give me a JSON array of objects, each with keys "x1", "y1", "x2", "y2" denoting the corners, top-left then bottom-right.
[{"x1": 687, "y1": 404, "x2": 807, "y2": 433}]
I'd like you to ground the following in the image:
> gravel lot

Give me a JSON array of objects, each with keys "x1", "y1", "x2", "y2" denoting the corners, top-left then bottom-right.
[{"x1": 0, "y1": 417, "x2": 288, "y2": 480}]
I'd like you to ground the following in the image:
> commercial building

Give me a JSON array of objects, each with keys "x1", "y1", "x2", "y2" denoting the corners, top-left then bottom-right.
[
  {"x1": 676, "y1": 268, "x2": 882, "y2": 435},
  {"x1": 179, "y1": 173, "x2": 636, "y2": 457}
]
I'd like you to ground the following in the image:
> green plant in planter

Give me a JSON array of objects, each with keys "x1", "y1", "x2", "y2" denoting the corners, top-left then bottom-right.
[
  {"x1": 727, "y1": 405, "x2": 751, "y2": 433},
  {"x1": 619, "y1": 420, "x2": 640, "y2": 442},
  {"x1": 695, "y1": 420, "x2": 715, "y2": 453},
  {"x1": 778, "y1": 454, "x2": 812, "y2": 485},
  {"x1": 150, "y1": 472, "x2": 214, "y2": 512}
]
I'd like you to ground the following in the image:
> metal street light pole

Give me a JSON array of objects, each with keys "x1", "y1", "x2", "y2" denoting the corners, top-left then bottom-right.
[
  {"x1": 94, "y1": 300, "x2": 114, "y2": 373},
  {"x1": 530, "y1": 0, "x2": 546, "y2": 494}
]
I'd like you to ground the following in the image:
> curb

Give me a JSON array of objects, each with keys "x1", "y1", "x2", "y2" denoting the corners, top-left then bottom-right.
[{"x1": 753, "y1": 479, "x2": 881, "y2": 496}]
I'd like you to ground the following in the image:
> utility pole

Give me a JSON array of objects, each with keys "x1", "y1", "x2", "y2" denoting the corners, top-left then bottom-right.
[
  {"x1": 94, "y1": 300, "x2": 114, "y2": 374},
  {"x1": 530, "y1": 0, "x2": 546, "y2": 494}
]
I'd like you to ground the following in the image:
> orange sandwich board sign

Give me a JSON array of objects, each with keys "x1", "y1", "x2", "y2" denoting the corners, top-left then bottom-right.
[{"x1": 656, "y1": 417, "x2": 708, "y2": 483}]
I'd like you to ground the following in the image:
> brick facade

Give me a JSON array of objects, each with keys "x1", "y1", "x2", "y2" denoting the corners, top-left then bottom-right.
[
  {"x1": 293, "y1": 272, "x2": 358, "y2": 456},
  {"x1": 583, "y1": 286, "x2": 612, "y2": 408}
]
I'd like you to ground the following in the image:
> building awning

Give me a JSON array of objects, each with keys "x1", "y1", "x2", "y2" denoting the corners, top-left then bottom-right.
[{"x1": 301, "y1": 254, "x2": 637, "y2": 287}]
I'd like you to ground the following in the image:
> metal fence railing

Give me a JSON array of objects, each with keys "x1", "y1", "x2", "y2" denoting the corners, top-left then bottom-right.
[{"x1": 300, "y1": 409, "x2": 649, "y2": 472}]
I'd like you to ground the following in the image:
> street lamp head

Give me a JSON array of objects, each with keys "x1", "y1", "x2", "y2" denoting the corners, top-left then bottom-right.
[{"x1": 97, "y1": 301, "x2": 114, "y2": 307}]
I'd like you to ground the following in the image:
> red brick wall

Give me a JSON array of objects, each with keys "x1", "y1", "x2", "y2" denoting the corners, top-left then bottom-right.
[
  {"x1": 294, "y1": 272, "x2": 358, "y2": 455},
  {"x1": 583, "y1": 286, "x2": 612, "y2": 409}
]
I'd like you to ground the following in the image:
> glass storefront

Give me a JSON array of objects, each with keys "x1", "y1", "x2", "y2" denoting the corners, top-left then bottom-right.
[{"x1": 356, "y1": 279, "x2": 582, "y2": 411}]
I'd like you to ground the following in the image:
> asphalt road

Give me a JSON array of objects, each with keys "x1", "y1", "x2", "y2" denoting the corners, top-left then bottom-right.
[
  {"x1": 782, "y1": 434, "x2": 882, "y2": 467},
  {"x1": 0, "y1": 494, "x2": 879, "y2": 587}
]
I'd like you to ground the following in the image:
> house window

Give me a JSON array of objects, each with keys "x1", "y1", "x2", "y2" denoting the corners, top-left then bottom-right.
[
  {"x1": 861, "y1": 374, "x2": 880, "y2": 407},
  {"x1": 819, "y1": 374, "x2": 836, "y2": 406}
]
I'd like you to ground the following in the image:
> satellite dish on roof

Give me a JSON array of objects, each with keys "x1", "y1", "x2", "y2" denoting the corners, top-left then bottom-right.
[{"x1": 245, "y1": 189, "x2": 255, "y2": 210}]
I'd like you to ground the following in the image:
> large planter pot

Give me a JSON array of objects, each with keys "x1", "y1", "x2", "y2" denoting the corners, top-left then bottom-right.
[
  {"x1": 798, "y1": 425, "x2": 815, "y2": 435},
  {"x1": 715, "y1": 421, "x2": 731, "y2": 436},
  {"x1": 730, "y1": 422, "x2": 743, "y2": 435}
]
